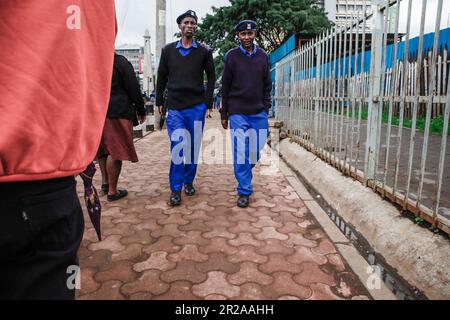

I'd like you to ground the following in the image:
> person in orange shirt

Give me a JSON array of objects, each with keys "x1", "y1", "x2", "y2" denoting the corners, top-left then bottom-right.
[{"x1": 0, "y1": 1, "x2": 116, "y2": 299}]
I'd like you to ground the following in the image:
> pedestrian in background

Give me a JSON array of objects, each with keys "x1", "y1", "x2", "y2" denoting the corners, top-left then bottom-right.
[
  {"x1": 220, "y1": 20, "x2": 272, "y2": 208},
  {"x1": 97, "y1": 53, "x2": 146, "y2": 202}
]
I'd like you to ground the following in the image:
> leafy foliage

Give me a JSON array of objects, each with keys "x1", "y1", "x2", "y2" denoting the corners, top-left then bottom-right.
[{"x1": 195, "y1": 0, "x2": 331, "y2": 77}]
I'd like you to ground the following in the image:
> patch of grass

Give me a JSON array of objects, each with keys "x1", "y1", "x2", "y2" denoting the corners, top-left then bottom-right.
[{"x1": 343, "y1": 110, "x2": 450, "y2": 136}]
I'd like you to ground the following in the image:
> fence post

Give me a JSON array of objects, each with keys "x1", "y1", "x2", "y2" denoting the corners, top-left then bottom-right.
[
  {"x1": 314, "y1": 38, "x2": 321, "y2": 151},
  {"x1": 364, "y1": 0, "x2": 384, "y2": 185}
]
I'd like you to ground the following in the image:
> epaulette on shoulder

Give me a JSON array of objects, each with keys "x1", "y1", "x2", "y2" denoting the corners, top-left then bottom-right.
[{"x1": 224, "y1": 47, "x2": 238, "y2": 61}]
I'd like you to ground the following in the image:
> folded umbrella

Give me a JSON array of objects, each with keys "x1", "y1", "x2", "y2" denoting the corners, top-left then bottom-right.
[{"x1": 80, "y1": 162, "x2": 102, "y2": 241}]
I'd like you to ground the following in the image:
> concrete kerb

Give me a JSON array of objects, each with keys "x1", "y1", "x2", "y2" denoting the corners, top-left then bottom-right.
[
  {"x1": 278, "y1": 158, "x2": 396, "y2": 300},
  {"x1": 275, "y1": 137, "x2": 450, "y2": 300}
]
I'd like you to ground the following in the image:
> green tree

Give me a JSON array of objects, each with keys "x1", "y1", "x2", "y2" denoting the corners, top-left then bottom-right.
[{"x1": 196, "y1": 0, "x2": 331, "y2": 77}]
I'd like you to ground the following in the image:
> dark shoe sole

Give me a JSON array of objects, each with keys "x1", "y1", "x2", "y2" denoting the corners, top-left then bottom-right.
[
  {"x1": 237, "y1": 196, "x2": 250, "y2": 208},
  {"x1": 169, "y1": 192, "x2": 182, "y2": 206},
  {"x1": 107, "y1": 189, "x2": 128, "y2": 202},
  {"x1": 184, "y1": 185, "x2": 195, "y2": 196}
]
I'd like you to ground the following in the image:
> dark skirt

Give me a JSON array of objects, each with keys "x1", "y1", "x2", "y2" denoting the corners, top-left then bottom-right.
[{"x1": 97, "y1": 118, "x2": 138, "y2": 162}]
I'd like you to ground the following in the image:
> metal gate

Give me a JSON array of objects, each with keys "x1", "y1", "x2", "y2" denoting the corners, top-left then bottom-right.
[{"x1": 274, "y1": 0, "x2": 450, "y2": 234}]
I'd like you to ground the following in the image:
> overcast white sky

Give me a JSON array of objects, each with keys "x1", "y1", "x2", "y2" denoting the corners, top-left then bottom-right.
[
  {"x1": 114, "y1": 0, "x2": 450, "y2": 50},
  {"x1": 397, "y1": 0, "x2": 450, "y2": 35},
  {"x1": 114, "y1": 0, "x2": 230, "y2": 49}
]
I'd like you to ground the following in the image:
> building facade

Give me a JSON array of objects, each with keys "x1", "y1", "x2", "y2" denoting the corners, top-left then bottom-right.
[
  {"x1": 320, "y1": 0, "x2": 372, "y2": 27},
  {"x1": 115, "y1": 44, "x2": 145, "y2": 90}
]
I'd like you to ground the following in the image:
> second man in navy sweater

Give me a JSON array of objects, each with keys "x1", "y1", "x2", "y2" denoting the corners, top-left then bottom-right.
[
  {"x1": 156, "y1": 10, "x2": 216, "y2": 206},
  {"x1": 220, "y1": 20, "x2": 272, "y2": 208}
]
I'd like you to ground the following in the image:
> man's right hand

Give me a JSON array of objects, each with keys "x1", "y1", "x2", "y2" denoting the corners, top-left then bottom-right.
[
  {"x1": 158, "y1": 106, "x2": 163, "y2": 115},
  {"x1": 221, "y1": 119, "x2": 228, "y2": 130}
]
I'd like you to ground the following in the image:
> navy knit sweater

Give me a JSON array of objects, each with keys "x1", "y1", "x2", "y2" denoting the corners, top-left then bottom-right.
[
  {"x1": 156, "y1": 41, "x2": 215, "y2": 110},
  {"x1": 220, "y1": 47, "x2": 272, "y2": 120}
]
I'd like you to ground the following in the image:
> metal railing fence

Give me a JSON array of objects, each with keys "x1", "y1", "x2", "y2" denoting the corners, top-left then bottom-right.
[{"x1": 274, "y1": 0, "x2": 450, "y2": 234}]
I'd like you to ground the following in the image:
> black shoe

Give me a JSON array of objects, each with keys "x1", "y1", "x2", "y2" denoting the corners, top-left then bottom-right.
[
  {"x1": 101, "y1": 183, "x2": 109, "y2": 194},
  {"x1": 184, "y1": 184, "x2": 195, "y2": 196},
  {"x1": 169, "y1": 191, "x2": 182, "y2": 206},
  {"x1": 237, "y1": 195, "x2": 250, "y2": 208},
  {"x1": 107, "y1": 189, "x2": 128, "y2": 202}
]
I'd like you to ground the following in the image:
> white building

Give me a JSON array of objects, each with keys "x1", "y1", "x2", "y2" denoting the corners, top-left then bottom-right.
[
  {"x1": 115, "y1": 44, "x2": 144, "y2": 89},
  {"x1": 320, "y1": 0, "x2": 372, "y2": 28}
]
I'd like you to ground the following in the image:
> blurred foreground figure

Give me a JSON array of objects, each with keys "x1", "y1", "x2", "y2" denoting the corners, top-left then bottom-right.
[{"x1": 0, "y1": 0, "x2": 116, "y2": 299}]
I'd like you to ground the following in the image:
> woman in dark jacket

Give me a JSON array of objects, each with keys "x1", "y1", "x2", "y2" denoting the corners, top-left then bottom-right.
[{"x1": 97, "y1": 53, "x2": 146, "y2": 201}]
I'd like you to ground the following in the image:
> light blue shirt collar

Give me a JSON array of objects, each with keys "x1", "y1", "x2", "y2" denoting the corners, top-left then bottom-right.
[
  {"x1": 176, "y1": 39, "x2": 198, "y2": 49},
  {"x1": 239, "y1": 43, "x2": 257, "y2": 57}
]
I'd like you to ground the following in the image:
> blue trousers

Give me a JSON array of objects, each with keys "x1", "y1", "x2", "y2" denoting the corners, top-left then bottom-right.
[
  {"x1": 167, "y1": 103, "x2": 206, "y2": 192},
  {"x1": 230, "y1": 111, "x2": 269, "y2": 196}
]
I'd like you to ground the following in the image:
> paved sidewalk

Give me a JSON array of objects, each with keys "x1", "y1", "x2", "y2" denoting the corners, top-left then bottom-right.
[{"x1": 75, "y1": 112, "x2": 370, "y2": 300}]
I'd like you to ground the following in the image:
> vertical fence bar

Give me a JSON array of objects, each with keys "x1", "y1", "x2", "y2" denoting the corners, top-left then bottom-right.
[
  {"x1": 349, "y1": 7, "x2": 361, "y2": 176},
  {"x1": 405, "y1": 0, "x2": 427, "y2": 207},
  {"x1": 393, "y1": 0, "x2": 412, "y2": 196},
  {"x1": 417, "y1": 0, "x2": 443, "y2": 213},
  {"x1": 435, "y1": 61, "x2": 450, "y2": 223},
  {"x1": 364, "y1": 0, "x2": 384, "y2": 184},
  {"x1": 355, "y1": 0, "x2": 368, "y2": 173},
  {"x1": 315, "y1": 35, "x2": 322, "y2": 153},
  {"x1": 382, "y1": 0, "x2": 401, "y2": 196},
  {"x1": 344, "y1": 10, "x2": 355, "y2": 174}
]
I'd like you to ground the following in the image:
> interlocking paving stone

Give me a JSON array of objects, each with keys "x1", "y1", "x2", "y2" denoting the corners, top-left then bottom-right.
[
  {"x1": 228, "y1": 233, "x2": 265, "y2": 247},
  {"x1": 198, "y1": 237, "x2": 239, "y2": 255},
  {"x1": 286, "y1": 246, "x2": 328, "y2": 265},
  {"x1": 121, "y1": 230, "x2": 155, "y2": 246},
  {"x1": 262, "y1": 272, "x2": 312, "y2": 299},
  {"x1": 203, "y1": 227, "x2": 237, "y2": 240},
  {"x1": 152, "y1": 281, "x2": 200, "y2": 300},
  {"x1": 231, "y1": 283, "x2": 271, "y2": 300},
  {"x1": 192, "y1": 271, "x2": 240, "y2": 298},
  {"x1": 293, "y1": 262, "x2": 337, "y2": 287},
  {"x1": 168, "y1": 244, "x2": 209, "y2": 263},
  {"x1": 252, "y1": 216, "x2": 283, "y2": 228},
  {"x1": 196, "y1": 252, "x2": 240, "y2": 274},
  {"x1": 133, "y1": 251, "x2": 176, "y2": 272},
  {"x1": 173, "y1": 230, "x2": 210, "y2": 246},
  {"x1": 77, "y1": 267, "x2": 101, "y2": 296},
  {"x1": 227, "y1": 262, "x2": 274, "y2": 286},
  {"x1": 254, "y1": 227, "x2": 289, "y2": 241},
  {"x1": 88, "y1": 235, "x2": 125, "y2": 253},
  {"x1": 307, "y1": 283, "x2": 345, "y2": 300},
  {"x1": 312, "y1": 238, "x2": 338, "y2": 255},
  {"x1": 160, "y1": 261, "x2": 208, "y2": 284},
  {"x1": 112, "y1": 244, "x2": 144, "y2": 262},
  {"x1": 76, "y1": 115, "x2": 371, "y2": 300},
  {"x1": 276, "y1": 220, "x2": 307, "y2": 233},
  {"x1": 179, "y1": 220, "x2": 213, "y2": 232},
  {"x1": 259, "y1": 253, "x2": 303, "y2": 274},
  {"x1": 129, "y1": 292, "x2": 153, "y2": 300},
  {"x1": 142, "y1": 236, "x2": 181, "y2": 254},
  {"x1": 121, "y1": 270, "x2": 169, "y2": 296},
  {"x1": 228, "y1": 245, "x2": 269, "y2": 264},
  {"x1": 228, "y1": 221, "x2": 261, "y2": 234},
  {"x1": 255, "y1": 239, "x2": 295, "y2": 256},
  {"x1": 157, "y1": 213, "x2": 190, "y2": 226},
  {"x1": 78, "y1": 280, "x2": 125, "y2": 300},
  {"x1": 95, "y1": 261, "x2": 138, "y2": 283},
  {"x1": 285, "y1": 233, "x2": 318, "y2": 248}
]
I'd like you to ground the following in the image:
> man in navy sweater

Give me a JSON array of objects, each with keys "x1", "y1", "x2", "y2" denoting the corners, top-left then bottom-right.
[
  {"x1": 220, "y1": 20, "x2": 272, "y2": 208},
  {"x1": 156, "y1": 10, "x2": 216, "y2": 206}
]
